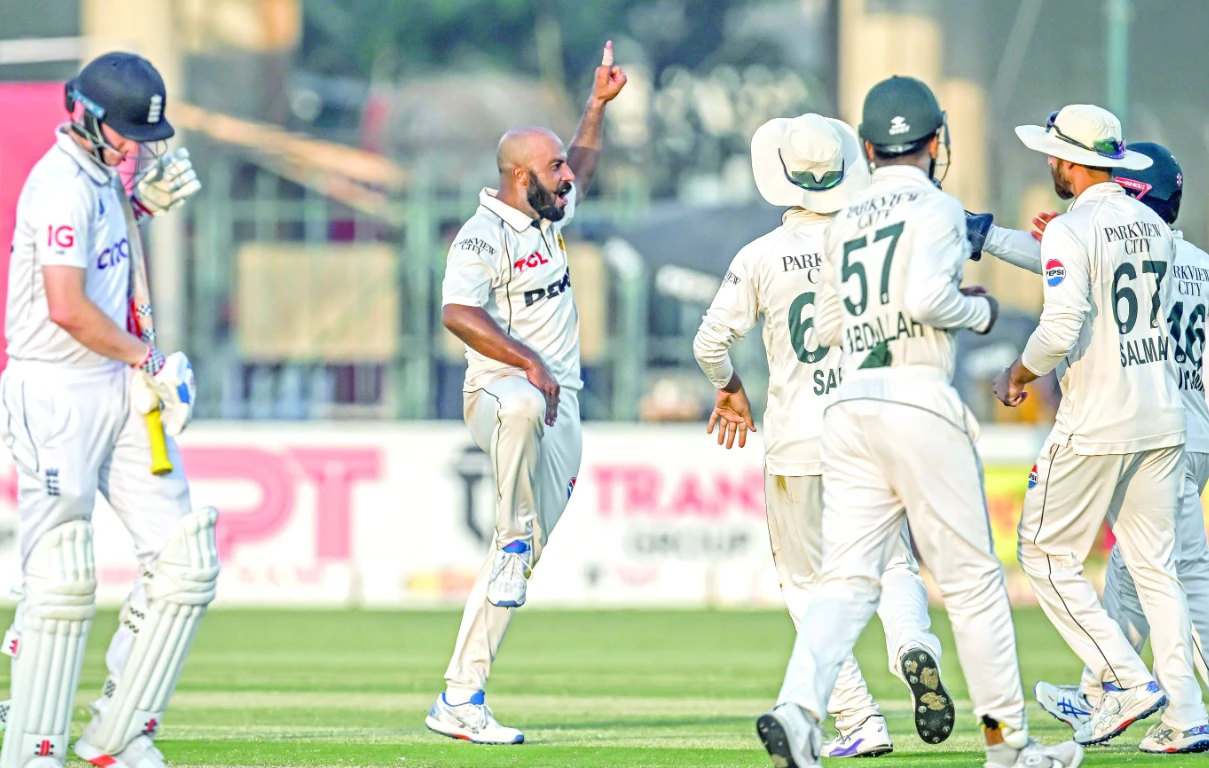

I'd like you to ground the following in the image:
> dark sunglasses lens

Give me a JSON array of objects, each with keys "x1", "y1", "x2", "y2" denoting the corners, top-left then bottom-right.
[
  {"x1": 1094, "y1": 139, "x2": 1125, "y2": 159},
  {"x1": 789, "y1": 169, "x2": 843, "y2": 190}
]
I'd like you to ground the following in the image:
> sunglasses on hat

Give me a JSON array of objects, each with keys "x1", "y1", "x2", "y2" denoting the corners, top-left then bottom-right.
[
  {"x1": 1046, "y1": 111, "x2": 1126, "y2": 161},
  {"x1": 779, "y1": 149, "x2": 844, "y2": 191}
]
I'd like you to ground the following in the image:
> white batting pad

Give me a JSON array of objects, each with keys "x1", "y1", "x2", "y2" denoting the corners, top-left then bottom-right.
[
  {"x1": 86, "y1": 508, "x2": 219, "y2": 755},
  {"x1": 0, "y1": 520, "x2": 96, "y2": 768}
]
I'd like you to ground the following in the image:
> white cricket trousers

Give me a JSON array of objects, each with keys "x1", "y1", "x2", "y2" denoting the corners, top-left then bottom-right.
[
  {"x1": 1079, "y1": 452, "x2": 1209, "y2": 697},
  {"x1": 778, "y1": 399, "x2": 1026, "y2": 731},
  {"x1": 765, "y1": 472, "x2": 941, "y2": 731},
  {"x1": 1018, "y1": 440, "x2": 1207, "y2": 728},
  {"x1": 0, "y1": 361, "x2": 193, "y2": 678},
  {"x1": 444, "y1": 375, "x2": 583, "y2": 698}
]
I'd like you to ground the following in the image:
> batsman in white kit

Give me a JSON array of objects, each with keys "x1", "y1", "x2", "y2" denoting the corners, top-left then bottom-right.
[
  {"x1": 0, "y1": 53, "x2": 217, "y2": 768},
  {"x1": 755, "y1": 77, "x2": 1082, "y2": 768},
  {"x1": 983, "y1": 128, "x2": 1209, "y2": 753},
  {"x1": 425, "y1": 42, "x2": 626, "y2": 745},
  {"x1": 692, "y1": 112, "x2": 954, "y2": 758}
]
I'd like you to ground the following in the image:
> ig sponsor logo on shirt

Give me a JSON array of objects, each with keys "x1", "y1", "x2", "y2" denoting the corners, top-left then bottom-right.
[
  {"x1": 46, "y1": 225, "x2": 74, "y2": 249},
  {"x1": 1044, "y1": 259, "x2": 1065, "y2": 287}
]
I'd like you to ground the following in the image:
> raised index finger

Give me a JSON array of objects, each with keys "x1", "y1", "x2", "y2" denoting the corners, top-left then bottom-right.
[{"x1": 602, "y1": 40, "x2": 614, "y2": 67}]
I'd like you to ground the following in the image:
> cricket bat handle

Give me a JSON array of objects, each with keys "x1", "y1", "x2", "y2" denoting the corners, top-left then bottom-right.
[{"x1": 145, "y1": 407, "x2": 174, "y2": 475}]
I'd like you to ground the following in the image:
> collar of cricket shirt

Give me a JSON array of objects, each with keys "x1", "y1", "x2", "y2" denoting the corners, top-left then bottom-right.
[
  {"x1": 870, "y1": 164, "x2": 932, "y2": 186},
  {"x1": 480, "y1": 188, "x2": 545, "y2": 233},
  {"x1": 1069, "y1": 180, "x2": 1126, "y2": 211},
  {"x1": 782, "y1": 207, "x2": 832, "y2": 227},
  {"x1": 54, "y1": 123, "x2": 115, "y2": 186}
]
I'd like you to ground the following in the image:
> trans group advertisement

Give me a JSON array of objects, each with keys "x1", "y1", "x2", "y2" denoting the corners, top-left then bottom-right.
[{"x1": 0, "y1": 422, "x2": 1132, "y2": 607}]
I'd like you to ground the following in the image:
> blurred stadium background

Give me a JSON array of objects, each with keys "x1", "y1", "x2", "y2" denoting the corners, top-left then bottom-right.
[{"x1": 0, "y1": 0, "x2": 1201, "y2": 611}]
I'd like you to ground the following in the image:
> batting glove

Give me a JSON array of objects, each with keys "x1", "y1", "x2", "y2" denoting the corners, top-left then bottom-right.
[
  {"x1": 132, "y1": 148, "x2": 202, "y2": 220},
  {"x1": 151, "y1": 352, "x2": 196, "y2": 437}
]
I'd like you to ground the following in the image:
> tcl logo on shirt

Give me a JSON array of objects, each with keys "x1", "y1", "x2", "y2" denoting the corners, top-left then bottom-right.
[
  {"x1": 524, "y1": 268, "x2": 571, "y2": 306},
  {"x1": 97, "y1": 237, "x2": 130, "y2": 270},
  {"x1": 514, "y1": 251, "x2": 550, "y2": 273},
  {"x1": 46, "y1": 225, "x2": 74, "y2": 248}
]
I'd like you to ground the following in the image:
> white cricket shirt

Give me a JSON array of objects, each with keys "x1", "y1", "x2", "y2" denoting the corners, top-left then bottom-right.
[
  {"x1": 442, "y1": 187, "x2": 582, "y2": 392},
  {"x1": 694, "y1": 208, "x2": 844, "y2": 475},
  {"x1": 815, "y1": 165, "x2": 992, "y2": 426},
  {"x1": 986, "y1": 221, "x2": 1209, "y2": 454},
  {"x1": 6, "y1": 126, "x2": 130, "y2": 370},
  {"x1": 1021, "y1": 182, "x2": 1184, "y2": 455}
]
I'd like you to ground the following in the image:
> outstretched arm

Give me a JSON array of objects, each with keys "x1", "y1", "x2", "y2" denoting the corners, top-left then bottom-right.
[{"x1": 567, "y1": 41, "x2": 627, "y2": 197}]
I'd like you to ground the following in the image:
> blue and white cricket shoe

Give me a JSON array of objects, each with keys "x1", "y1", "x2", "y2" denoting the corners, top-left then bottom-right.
[
  {"x1": 487, "y1": 541, "x2": 532, "y2": 608},
  {"x1": 1034, "y1": 682, "x2": 1093, "y2": 730},
  {"x1": 1139, "y1": 722, "x2": 1209, "y2": 753},
  {"x1": 822, "y1": 715, "x2": 893, "y2": 758},
  {"x1": 1073, "y1": 681, "x2": 1166, "y2": 745},
  {"x1": 425, "y1": 691, "x2": 524, "y2": 744}
]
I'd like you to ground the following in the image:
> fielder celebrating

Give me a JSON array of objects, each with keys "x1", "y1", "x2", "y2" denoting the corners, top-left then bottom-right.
[
  {"x1": 756, "y1": 76, "x2": 1082, "y2": 768},
  {"x1": 982, "y1": 139, "x2": 1209, "y2": 753},
  {"x1": 693, "y1": 112, "x2": 953, "y2": 758},
  {"x1": 425, "y1": 42, "x2": 625, "y2": 745},
  {"x1": 0, "y1": 53, "x2": 216, "y2": 768},
  {"x1": 992, "y1": 105, "x2": 1209, "y2": 749}
]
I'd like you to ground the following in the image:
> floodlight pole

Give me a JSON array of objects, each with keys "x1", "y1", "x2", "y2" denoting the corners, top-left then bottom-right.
[{"x1": 1106, "y1": 0, "x2": 1131, "y2": 131}]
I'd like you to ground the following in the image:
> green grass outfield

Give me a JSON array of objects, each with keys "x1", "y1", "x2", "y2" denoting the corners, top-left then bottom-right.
[{"x1": 3, "y1": 607, "x2": 1196, "y2": 767}]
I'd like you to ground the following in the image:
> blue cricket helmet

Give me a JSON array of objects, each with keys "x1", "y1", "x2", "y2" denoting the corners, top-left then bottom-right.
[
  {"x1": 1113, "y1": 141, "x2": 1182, "y2": 224},
  {"x1": 66, "y1": 52, "x2": 174, "y2": 144}
]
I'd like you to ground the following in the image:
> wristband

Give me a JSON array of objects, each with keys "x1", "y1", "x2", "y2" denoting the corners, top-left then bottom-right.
[{"x1": 138, "y1": 345, "x2": 165, "y2": 376}]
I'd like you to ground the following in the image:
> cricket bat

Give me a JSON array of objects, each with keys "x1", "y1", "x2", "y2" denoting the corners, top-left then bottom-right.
[{"x1": 118, "y1": 176, "x2": 173, "y2": 476}]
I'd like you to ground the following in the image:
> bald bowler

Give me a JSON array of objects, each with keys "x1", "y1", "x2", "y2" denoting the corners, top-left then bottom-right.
[{"x1": 423, "y1": 42, "x2": 628, "y2": 745}]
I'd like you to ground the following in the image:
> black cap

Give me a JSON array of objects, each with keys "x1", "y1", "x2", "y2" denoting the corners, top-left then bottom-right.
[
  {"x1": 859, "y1": 76, "x2": 944, "y2": 152},
  {"x1": 1114, "y1": 142, "x2": 1182, "y2": 224},
  {"x1": 67, "y1": 52, "x2": 174, "y2": 142}
]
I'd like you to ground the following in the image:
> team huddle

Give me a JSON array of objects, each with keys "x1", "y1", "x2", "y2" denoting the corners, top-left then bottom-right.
[
  {"x1": 1, "y1": 41, "x2": 1204, "y2": 768},
  {"x1": 430, "y1": 45, "x2": 1209, "y2": 768},
  {"x1": 692, "y1": 77, "x2": 1209, "y2": 767}
]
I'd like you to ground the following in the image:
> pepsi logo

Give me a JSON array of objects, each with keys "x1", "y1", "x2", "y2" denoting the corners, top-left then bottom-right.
[
  {"x1": 1045, "y1": 259, "x2": 1066, "y2": 287},
  {"x1": 1028, "y1": 464, "x2": 1038, "y2": 490}
]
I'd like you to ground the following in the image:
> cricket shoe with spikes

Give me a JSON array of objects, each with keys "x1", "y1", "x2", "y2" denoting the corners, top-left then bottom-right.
[
  {"x1": 425, "y1": 691, "x2": 524, "y2": 744},
  {"x1": 822, "y1": 715, "x2": 893, "y2": 758},
  {"x1": 1138, "y1": 722, "x2": 1209, "y2": 753},
  {"x1": 1073, "y1": 681, "x2": 1166, "y2": 745},
  {"x1": 74, "y1": 733, "x2": 167, "y2": 768},
  {"x1": 900, "y1": 647, "x2": 954, "y2": 744},
  {"x1": 486, "y1": 541, "x2": 532, "y2": 608},
  {"x1": 757, "y1": 703, "x2": 822, "y2": 768},
  {"x1": 1033, "y1": 682, "x2": 1092, "y2": 730}
]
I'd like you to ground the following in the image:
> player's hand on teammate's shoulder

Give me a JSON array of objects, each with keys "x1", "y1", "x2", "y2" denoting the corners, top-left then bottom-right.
[
  {"x1": 590, "y1": 41, "x2": 627, "y2": 105},
  {"x1": 707, "y1": 384, "x2": 756, "y2": 450},
  {"x1": 132, "y1": 147, "x2": 202, "y2": 219},
  {"x1": 1031, "y1": 211, "x2": 1058, "y2": 242},
  {"x1": 523, "y1": 357, "x2": 561, "y2": 427}
]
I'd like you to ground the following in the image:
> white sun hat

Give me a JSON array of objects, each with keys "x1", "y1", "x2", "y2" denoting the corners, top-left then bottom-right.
[
  {"x1": 751, "y1": 113, "x2": 871, "y2": 213},
  {"x1": 1015, "y1": 104, "x2": 1152, "y2": 170}
]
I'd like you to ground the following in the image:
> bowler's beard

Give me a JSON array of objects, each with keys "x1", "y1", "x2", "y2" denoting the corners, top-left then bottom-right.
[
  {"x1": 527, "y1": 173, "x2": 572, "y2": 222},
  {"x1": 1051, "y1": 163, "x2": 1075, "y2": 200}
]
